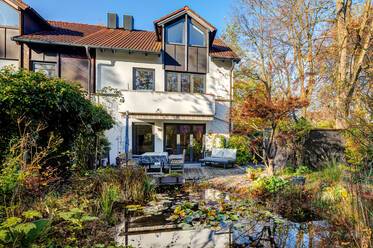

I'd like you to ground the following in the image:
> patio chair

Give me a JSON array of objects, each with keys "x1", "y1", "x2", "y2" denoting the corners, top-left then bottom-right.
[
  {"x1": 200, "y1": 148, "x2": 237, "y2": 169},
  {"x1": 168, "y1": 149, "x2": 186, "y2": 174}
]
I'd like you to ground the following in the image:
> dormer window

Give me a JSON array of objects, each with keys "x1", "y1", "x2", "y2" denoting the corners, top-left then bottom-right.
[
  {"x1": 189, "y1": 22, "x2": 205, "y2": 47},
  {"x1": 165, "y1": 19, "x2": 185, "y2": 44}
]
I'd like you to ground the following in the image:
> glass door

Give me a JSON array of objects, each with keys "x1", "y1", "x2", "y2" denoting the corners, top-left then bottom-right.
[
  {"x1": 164, "y1": 124, "x2": 205, "y2": 161},
  {"x1": 132, "y1": 124, "x2": 154, "y2": 155}
]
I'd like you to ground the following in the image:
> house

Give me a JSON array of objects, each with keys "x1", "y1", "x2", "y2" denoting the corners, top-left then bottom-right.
[{"x1": 0, "y1": 0, "x2": 239, "y2": 164}]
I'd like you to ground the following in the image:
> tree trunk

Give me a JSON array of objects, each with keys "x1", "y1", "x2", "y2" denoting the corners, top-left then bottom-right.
[{"x1": 335, "y1": 0, "x2": 350, "y2": 128}]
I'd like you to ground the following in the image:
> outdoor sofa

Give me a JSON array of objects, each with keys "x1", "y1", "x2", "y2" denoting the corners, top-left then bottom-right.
[{"x1": 200, "y1": 148, "x2": 237, "y2": 169}]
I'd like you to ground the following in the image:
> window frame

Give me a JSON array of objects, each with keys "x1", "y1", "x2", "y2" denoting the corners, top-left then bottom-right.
[
  {"x1": 132, "y1": 67, "x2": 156, "y2": 91},
  {"x1": 165, "y1": 71, "x2": 206, "y2": 94},
  {"x1": 165, "y1": 18, "x2": 185, "y2": 45},
  {"x1": 32, "y1": 61, "x2": 57, "y2": 78},
  {"x1": 188, "y1": 20, "x2": 206, "y2": 47},
  {"x1": 0, "y1": 1, "x2": 19, "y2": 28}
]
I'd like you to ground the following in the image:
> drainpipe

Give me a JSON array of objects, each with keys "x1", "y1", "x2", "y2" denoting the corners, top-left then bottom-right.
[
  {"x1": 229, "y1": 59, "x2": 235, "y2": 134},
  {"x1": 85, "y1": 45, "x2": 92, "y2": 97}
]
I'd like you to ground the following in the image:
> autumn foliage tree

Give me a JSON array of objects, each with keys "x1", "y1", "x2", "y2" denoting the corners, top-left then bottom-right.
[{"x1": 232, "y1": 87, "x2": 308, "y2": 174}]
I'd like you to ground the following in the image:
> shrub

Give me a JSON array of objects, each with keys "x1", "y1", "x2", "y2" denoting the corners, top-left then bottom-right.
[
  {"x1": 246, "y1": 167, "x2": 263, "y2": 180},
  {"x1": 0, "y1": 69, "x2": 114, "y2": 173},
  {"x1": 295, "y1": 165, "x2": 312, "y2": 175},
  {"x1": 0, "y1": 210, "x2": 50, "y2": 247},
  {"x1": 250, "y1": 176, "x2": 289, "y2": 196},
  {"x1": 264, "y1": 176, "x2": 289, "y2": 193},
  {"x1": 226, "y1": 135, "x2": 252, "y2": 165}
]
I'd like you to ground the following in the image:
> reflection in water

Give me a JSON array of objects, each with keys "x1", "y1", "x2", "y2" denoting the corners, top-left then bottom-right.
[{"x1": 116, "y1": 187, "x2": 333, "y2": 248}]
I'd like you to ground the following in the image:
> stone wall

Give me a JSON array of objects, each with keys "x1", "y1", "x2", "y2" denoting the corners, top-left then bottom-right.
[
  {"x1": 303, "y1": 129, "x2": 345, "y2": 168},
  {"x1": 274, "y1": 129, "x2": 345, "y2": 169}
]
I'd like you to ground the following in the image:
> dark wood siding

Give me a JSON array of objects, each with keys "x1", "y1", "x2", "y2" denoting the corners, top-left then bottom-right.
[
  {"x1": 197, "y1": 47, "x2": 207, "y2": 73},
  {"x1": 27, "y1": 44, "x2": 92, "y2": 91},
  {"x1": 163, "y1": 15, "x2": 208, "y2": 74},
  {"x1": 188, "y1": 46, "x2": 197, "y2": 72},
  {"x1": 165, "y1": 44, "x2": 185, "y2": 71}
]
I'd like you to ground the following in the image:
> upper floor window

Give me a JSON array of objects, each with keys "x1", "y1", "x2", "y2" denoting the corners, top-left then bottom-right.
[
  {"x1": 166, "y1": 71, "x2": 205, "y2": 94},
  {"x1": 133, "y1": 68, "x2": 155, "y2": 91},
  {"x1": 32, "y1": 62, "x2": 57, "y2": 78},
  {"x1": 165, "y1": 19, "x2": 185, "y2": 44},
  {"x1": 0, "y1": 1, "x2": 19, "y2": 27},
  {"x1": 189, "y1": 22, "x2": 205, "y2": 47}
]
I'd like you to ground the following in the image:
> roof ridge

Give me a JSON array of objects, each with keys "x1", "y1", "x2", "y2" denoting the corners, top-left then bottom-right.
[{"x1": 48, "y1": 20, "x2": 105, "y2": 28}]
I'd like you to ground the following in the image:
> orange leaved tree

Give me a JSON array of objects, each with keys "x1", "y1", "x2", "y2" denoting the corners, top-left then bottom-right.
[{"x1": 232, "y1": 87, "x2": 308, "y2": 175}]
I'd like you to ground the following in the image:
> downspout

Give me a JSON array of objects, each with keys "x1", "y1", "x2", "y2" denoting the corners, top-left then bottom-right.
[
  {"x1": 229, "y1": 59, "x2": 235, "y2": 134},
  {"x1": 85, "y1": 45, "x2": 92, "y2": 97}
]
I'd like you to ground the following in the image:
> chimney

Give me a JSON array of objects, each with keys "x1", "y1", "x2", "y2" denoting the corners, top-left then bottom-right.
[
  {"x1": 107, "y1": 13, "x2": 118, "y2": 29},
  {"x1": 123, "y1": 15, "x2": 134, "y2": 31}
]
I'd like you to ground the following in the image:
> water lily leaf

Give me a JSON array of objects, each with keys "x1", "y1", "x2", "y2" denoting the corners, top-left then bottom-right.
[{"x1": 230, "y1": 214, "x2": 239, "y2": 221}]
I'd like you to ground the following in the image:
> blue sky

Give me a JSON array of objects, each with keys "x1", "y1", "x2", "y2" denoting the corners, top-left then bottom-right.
[{"x1": 25, "y1": 0, "x2": 236, "y2": 37}]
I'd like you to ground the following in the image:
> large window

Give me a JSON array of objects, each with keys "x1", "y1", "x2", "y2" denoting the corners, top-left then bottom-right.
[
  {"x1": 165, "y1": 71, "x2": 205, "y2": 94},
  {"x1": 189, "y1": 22, "x2": 205, "y2": 46},
  {"x1": 132, "y1": 124, "x2": 154, "y2": 155},
  {"x1": 32, "y1": 62, "x2": 57, "y2": 78},
  {"x1": 133, "y1": 68, "x2": 155, "y2": 91},
  {"x1": 165, "y1": 19, "x2": 185, "y2": 44},
  {"x1": 0, "y1": 1, "x2": 19, "y2": 27}
]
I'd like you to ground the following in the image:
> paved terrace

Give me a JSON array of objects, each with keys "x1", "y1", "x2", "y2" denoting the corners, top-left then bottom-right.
[{"x1": 183, "y1": 163, "x2": 247, "y2": 181}]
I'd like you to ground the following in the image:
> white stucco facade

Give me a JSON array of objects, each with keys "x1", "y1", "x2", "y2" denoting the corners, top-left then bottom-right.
[{"x1": 96, "y1": 50, "x2": 233, "y2": 164}]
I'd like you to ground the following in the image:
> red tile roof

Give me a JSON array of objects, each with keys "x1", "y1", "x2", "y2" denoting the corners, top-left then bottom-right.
[
  {"x1": 14, "y1": 20, "x2": 238, "y2": 59},
  {"x1": 210, "y1": 39, "x2": 239, "y2": 59}
]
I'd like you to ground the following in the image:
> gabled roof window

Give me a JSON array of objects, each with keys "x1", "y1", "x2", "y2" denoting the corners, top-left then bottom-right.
[
  {"x1": 165, "y1": 18, "x2": 185, "y2": 45},
  {"x1": 189, "y1": 21, "x2": 205, "y2": 47}
]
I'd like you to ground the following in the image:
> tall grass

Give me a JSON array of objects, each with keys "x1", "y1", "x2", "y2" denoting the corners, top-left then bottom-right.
[{"x1": 100, "y1": 183, "x2": 120, "y2": 224}]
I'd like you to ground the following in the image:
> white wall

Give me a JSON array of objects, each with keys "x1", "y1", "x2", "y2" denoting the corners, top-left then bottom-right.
[
  {"x1": 96, "y1": 50, "x2": 164, "y2": 91},
  {"x1": 96, "y1": 51, "x2": 234, "y2": 160},
  {"x1": 206, "y1": 58, "x2": 232, "y2": 100},
  {"x1": 0, "y1": 59, "x2": 18, "y2": 69}
]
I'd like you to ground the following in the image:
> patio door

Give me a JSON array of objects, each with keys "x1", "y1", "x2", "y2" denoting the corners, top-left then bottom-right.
[
  {"x1": 132, "y1": 123, "x2": 154, "y2": 155},
  {"x1": 164, "y1": 124, "x2": 205, "y2": 161}
]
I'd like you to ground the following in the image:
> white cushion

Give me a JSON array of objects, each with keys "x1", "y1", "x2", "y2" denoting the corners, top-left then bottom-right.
[
  {"x1": 211, "y1": 148, "x2": 225, "y2": 158},
  {"x1": 223, "y1": 149, "x2": 237, "y2": 159}
]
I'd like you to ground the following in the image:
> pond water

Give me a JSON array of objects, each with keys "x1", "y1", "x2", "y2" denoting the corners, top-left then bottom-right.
[{"x1": 116, "y1": 185, "x2": 334, "y2": 248}]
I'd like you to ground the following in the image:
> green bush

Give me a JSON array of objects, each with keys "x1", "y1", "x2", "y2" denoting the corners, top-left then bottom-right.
[
  {"x1": 0, "y1": 68, "x2": 114, "y2": 173},
  {"x1": 0, "y1": 210, "x2": 50, "y2": 247},
  {"x1": 226, "y1": 135, "x2": 252, "y2": 165},
  {"x1": 264, "y1": 176, "x2": 289, "y2": 193},
  {"x1": 250, "y1": 176, "x2": 289, "y2": 195},
  {"x1": 295, "y1": 165, "x2": 312, "y2": 175}
]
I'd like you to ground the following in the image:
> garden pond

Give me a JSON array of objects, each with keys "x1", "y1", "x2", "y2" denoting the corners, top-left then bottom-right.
[{"x1": 115, "y1": 184, "x2": 335, "y2": 248}]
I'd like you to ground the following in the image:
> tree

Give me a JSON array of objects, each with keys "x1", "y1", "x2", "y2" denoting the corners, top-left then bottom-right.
[
  {"x1": 335, "y1": 0, "x2": 372, "y2": 128},
  {"x1": 232, "y1": 86, "x2": 308, "y2": 174},
  {"x1": 232, "y1": 0, "x2": 332, "y2": 115}
]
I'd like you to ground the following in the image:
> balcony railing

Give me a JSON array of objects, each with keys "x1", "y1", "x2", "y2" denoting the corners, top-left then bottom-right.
[{"x1": 116, "y1": 90, "x2": 215, "y2": 117}]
